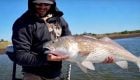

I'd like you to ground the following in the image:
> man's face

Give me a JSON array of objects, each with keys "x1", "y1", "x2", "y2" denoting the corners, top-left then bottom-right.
[{"x1": 34, "y1": 3, "x2": 52, "y2": 17}]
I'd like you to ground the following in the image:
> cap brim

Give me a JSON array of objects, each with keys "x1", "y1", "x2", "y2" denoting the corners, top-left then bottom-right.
[{"x1": 33, "y1": 1, "x2": 54, "y2": 4}]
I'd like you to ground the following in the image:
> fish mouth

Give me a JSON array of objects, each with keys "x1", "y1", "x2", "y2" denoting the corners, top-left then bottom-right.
[
  {"x1": 43, "y1": 47, "x2": 55, "y2": 54},
  {"x1": 46, "y1": 47, "x2": 55, "y2": 51}
]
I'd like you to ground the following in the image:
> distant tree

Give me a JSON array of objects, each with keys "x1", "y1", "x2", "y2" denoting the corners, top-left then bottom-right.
[
  {"x1": 121, "y1": 30, "x2": 129, "y2": 34},
  {"x1": 92, "y1": 33, "x2": 96, "y2": 36},
  {"x1": 0, "y1": 39, "x2": 4, "y2": 42},
  {"x1": 134, "y1": 30, "x2": 140, "y2": 33},
  {"x1": 82, "y1": 32, "x2": 88, "y2": 35}
]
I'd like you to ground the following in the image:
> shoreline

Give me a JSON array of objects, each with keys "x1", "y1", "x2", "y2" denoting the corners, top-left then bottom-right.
[
  {"x1": 107, "y1": 33, "x2": 140, "y2": 39},
  {"x1": 95, "y1": 33, "x2": 140, "y2": 39}
]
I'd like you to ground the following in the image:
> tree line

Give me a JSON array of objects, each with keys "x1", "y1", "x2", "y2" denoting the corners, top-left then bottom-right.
[
  {"x1": 0, "y1": 39, "x2": 8, "y2": 42},
  {"x1": 79, "y1": 30, "x2": 140, "y2": 36}
]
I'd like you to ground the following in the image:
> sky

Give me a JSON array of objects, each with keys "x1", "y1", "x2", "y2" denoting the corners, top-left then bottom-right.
[{"x1": 0, "y1": 0, "x2": 140, "y2": 41}]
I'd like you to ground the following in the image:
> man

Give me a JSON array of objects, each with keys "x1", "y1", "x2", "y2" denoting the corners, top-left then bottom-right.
[
  {"x1": 8, "y1": 0, "x2": 113, "y2": 80},
  {"x1": 9, "y1": 0, "x2": 71, "y2": 80}
]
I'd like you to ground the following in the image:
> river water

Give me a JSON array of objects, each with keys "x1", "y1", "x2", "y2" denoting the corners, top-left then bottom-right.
[{"x1": 0, "y1": 37, "x2": 140, "y2": 80}]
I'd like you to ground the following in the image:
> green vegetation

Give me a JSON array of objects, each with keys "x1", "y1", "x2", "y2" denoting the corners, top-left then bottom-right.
[
  {"x1": 78, "y1": 30, "x2": 140, "y2": 39},
  {"x1": 104, "y1": 30, "x2": 140, "y2": 39},
  {"x1": 110, "y1": 30, "x2": 140, "y2": 34}
]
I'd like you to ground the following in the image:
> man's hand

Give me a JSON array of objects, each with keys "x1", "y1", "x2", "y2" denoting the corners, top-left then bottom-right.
[
  {"x1": 47, "y1": 52, "x2": 69, "y2": 61},
  {"x1": 103, "y1": 56, "x2": 114, "y2": 63}
]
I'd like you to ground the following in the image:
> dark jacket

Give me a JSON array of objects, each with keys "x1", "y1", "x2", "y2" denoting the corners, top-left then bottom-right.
[{"x1": 9, "y1": 0, "x2": 71, "y2": 78}]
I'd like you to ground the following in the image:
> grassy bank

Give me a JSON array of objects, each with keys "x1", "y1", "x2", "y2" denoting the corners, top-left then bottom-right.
[
  {"x1": 95, "y1": 33, "x2": 140, "y2": 39},
  {"x1": 80, "y1": 30, "x2": 140, "y2": 39},
  {"x1": 0, "y1": 41, "x2": 11, "y2": 53}
]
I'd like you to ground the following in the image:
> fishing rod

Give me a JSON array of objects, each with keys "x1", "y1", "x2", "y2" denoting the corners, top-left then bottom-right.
[
  {"x1": 12, "y1": 62, "x2": 16, "y2": 80},
  {"x1": 12, "y1": 62, "x2": 22, "y2": 80},
  {"x1": 66, "y1": 64, "x2": 72, "y2": 80}
]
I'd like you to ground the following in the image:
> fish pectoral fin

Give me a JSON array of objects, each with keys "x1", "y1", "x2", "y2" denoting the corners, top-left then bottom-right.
[
  {"x1": 136, "y1": 57, "x2": 140, "y2": 72},
  {"x1": 76, "y1": 62, "x2": 88, "y2": 73},
  {"x1": 115, "y1": 61, "x2": 128, "y2": 69},
  {"x1": 81, "y1": 61, "x2": 95, "y2": 71},
  {"x1": 136, "y1": 62, "x2": 140, "y2": 72}
]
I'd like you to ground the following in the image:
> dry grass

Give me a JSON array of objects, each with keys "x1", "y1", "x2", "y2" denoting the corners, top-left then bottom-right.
[
  {"x1": 0, "y1": 41, "x2": 11, "y2": 49},
  {"x1": 0, "y1": 41, "x2": 11, "y2": 54}
]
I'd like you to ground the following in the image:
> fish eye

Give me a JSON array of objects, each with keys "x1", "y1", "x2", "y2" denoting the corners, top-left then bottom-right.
[
  {"x1": 52, "y1": 40, "x2": 55, "y2": 43},
  {"x1": 50, "y1": 39, "x2": 59, "y2": 44}
]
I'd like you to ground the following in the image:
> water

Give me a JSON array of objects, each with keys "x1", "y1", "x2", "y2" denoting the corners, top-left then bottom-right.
[{"x1": 0, "y1": 37, "x2": 140, "y2": 80}]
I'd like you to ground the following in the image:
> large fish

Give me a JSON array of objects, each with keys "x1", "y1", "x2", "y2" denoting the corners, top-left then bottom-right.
[{"x1": 43, "y1": 35, "x2": 140, "y2": 73}]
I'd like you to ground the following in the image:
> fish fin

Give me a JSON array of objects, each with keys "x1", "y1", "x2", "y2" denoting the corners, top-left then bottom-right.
[
  {"x1": 136, "y1": 62, "x2": 140, "y2": 72},
  {"x1": 83, "y1": 35, "x2": 97, "y2": 40},
  {"x1": 115, "y1": 61, "x2": 128, "y2": 69},
  {"x1": 76, "y1": 62, "x2": 88, "y2": 73},
  {"x1": 81, "y1": 61, "x2": 95, "y2": 71},
  {"x1": 136, "y1": 57, "x2": 140, "y2": 72}
]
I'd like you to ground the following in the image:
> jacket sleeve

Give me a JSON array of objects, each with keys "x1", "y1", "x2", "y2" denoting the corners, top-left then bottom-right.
[
  {"x1": 60, "y1": 17, "x2": 72, "y2": 36},
  {"x1": 10, "y1": 20, "x2": 47, "y2": 67}
]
